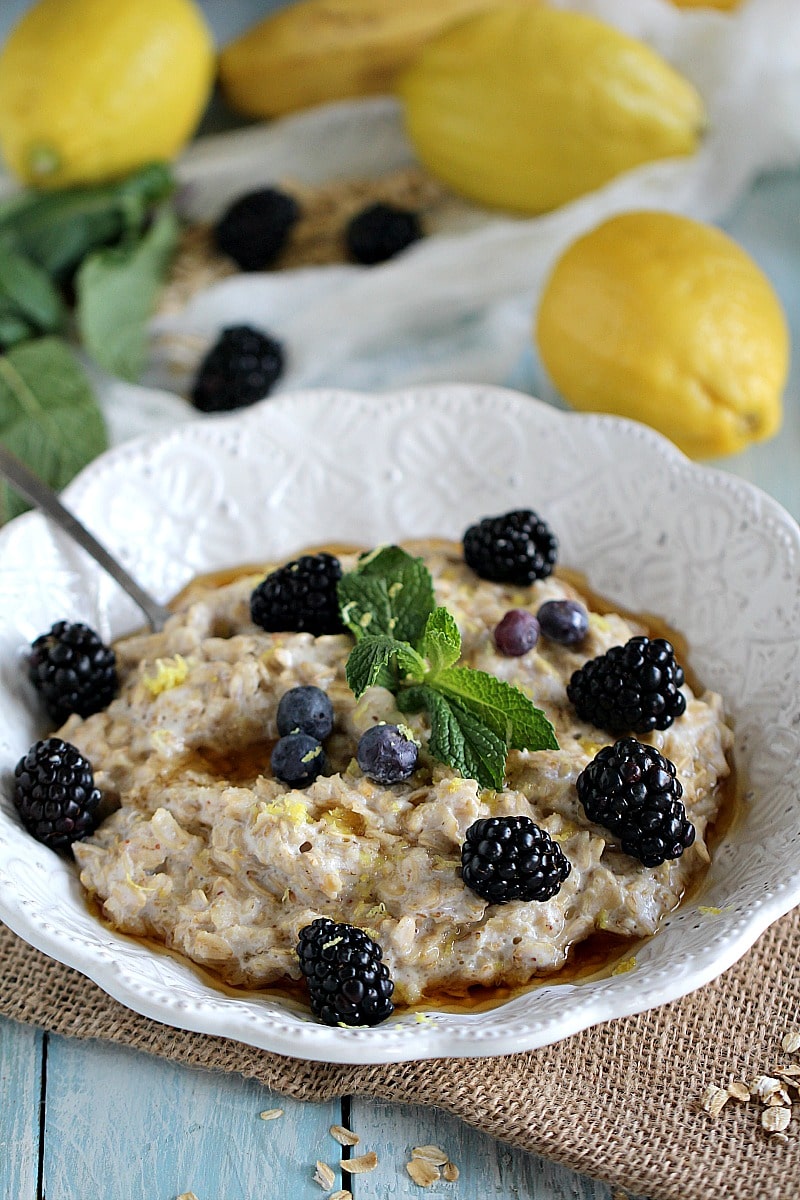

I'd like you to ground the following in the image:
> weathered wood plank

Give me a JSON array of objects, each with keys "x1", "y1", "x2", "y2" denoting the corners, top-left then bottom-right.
[
  {"x1": 0, "y1": 1015, "x2": 43, "y2": 1200},
  {"x1": 41, "y1": 1033, "x2": 343, "y2": 1200},
  {"x1": 348, "y1": 1098, "x2": 622, "y2": 1199}
]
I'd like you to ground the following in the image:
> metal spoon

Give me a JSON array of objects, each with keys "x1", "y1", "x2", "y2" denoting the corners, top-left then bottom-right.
[{"x1": 0, "y1": 444, "x2": 171, "y2": 632}]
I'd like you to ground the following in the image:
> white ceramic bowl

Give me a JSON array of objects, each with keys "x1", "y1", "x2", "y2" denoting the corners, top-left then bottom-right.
[{"x1": 1, "y1": 385, "x2": 799, "y2": 1064}]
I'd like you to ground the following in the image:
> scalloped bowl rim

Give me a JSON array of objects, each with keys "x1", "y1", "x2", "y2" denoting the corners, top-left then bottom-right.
[{"x1": 0, "y1": 385, "x2": 798, "y2": 1064}]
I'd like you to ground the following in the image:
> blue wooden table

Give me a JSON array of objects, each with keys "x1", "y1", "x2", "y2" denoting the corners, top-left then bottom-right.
[{"x1": 1, "y1": 0, "x2": 799, "y2": 1195}]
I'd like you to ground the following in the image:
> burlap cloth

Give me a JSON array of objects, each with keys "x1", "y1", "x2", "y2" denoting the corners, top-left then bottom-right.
[{"x1": 2, "y1": 909, "x2": 798, "y2": 1200}]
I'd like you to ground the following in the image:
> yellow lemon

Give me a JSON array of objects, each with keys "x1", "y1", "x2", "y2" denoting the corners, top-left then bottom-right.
[
  {"x1": 535, "y1": 212, "x2": 789, "y2": 459},
  {"x1": 398, "y1": 7, "x2": 705, "y2": 215},
  {"x1": 670, "y1": 0, "x2": 742, "y2": 9},
  {"x1": 0, "y1": 0, "x2": 214, "y2": 187}
]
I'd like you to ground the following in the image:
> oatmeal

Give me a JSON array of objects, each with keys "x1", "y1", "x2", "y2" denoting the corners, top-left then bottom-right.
[{"x1": 66, "y1": 542, "x2": 732, "y2": 1006}]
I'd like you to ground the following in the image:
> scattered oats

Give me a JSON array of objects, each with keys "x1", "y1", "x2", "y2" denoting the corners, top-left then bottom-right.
[
  {"x1": 281, "y1": 888, "x2": 290, "y2": 904},
  {"x1": 259, "y1": 1108, "x2": 284, "y2": 1121},
  {"x1": 700, "y1": 1084, "x2": 730, "y2": 1117},
  {"x1": 406, "y1": 1158, "x2": 441, "y2": 1187},
  {"x1": 340, "y1": 1151, "x2": 378, "y2": 1174},
  {"x1": 728, "y1": 1081, "x2": 751, "y2": 1102},
  {"x1": 313, "y1": 1160, "x2": 336, "y2": 1190},
  {"x1": 769, "y1": 1133, "x2": 790, "y2": 1146},
  {"x1": 781, "y1": 1032, "x2": 800, "y2": 1054},
  {"x1": 751, "y1": 1076, "x2": 791, "y2": 1105},
  {"x1": 330, "y1": 1124, "x2": 360, "y2": 1146},
  {"x1": 611, "y1": 956, "x2": 636, "y2": 976},
  {"x1": 412, "y1": 1145, "x2": 450, "y2": 1165},
  {"x1": 762, "y1": 1107, "x2": 791, "y2": 1133},
  {"x1": 442, "y1": 1161, "x2": 460, "y2": 1182},
  {"x1": 780, "y1": 1064, "x2": 800, "y2": 1078},
  {"x1": 330, "y1": 1192, "x2": 353, "y2": 1200}
]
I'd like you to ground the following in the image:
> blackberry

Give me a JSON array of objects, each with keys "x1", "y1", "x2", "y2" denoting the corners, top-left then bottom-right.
[
  {"x1": 213, "y1": 187, "x2": 300, "y2": 271},
  {"x1": 297, "y1": 917, "x2": 395, "y2": 1026},
  {"x1": 345, "y1": 202, "x2": 423, "y2": 265},
  {"x1": 494, "y1": 609, "x2": 540, "y2": 657},
  {"x1": 190, "y1": 325, "x2": 284, "y2": 413},
  {"x1": 576, "y1": 737, "x2": 695, "y2": 867},
  {"x1": 13, "y1": 737, "x2": 101, "y2": 851},
  {"x1": 250, "y1": 553, "x2": 345, "y2": 636},
  {"x1": 461, "y1": 815, "x2": 571, "y2": 904},
  {"x1": 271, "y1": 732, "x2": 327, "y2": 786},
  {"x1": 277, "y1": 686, "x2": 334, "y2": 741},
  {"x1": 567, "y1": 636, "x2": 687, "y2": 734},
  {"x1": 356, "y1": 724, "x2": 419, "y2": 784},
  {"x1": 537, "y1": 599, "x2": 588, "y2": 646},
  {"x1": 28, "y1": 621, "x2": 117, "y2": 724},
  {"x1": 463, "y1": 509, "x2": 558, "y2": 586}
]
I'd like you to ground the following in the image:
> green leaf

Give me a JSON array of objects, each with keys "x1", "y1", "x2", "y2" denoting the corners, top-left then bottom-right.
[
  {"x1": 0, "y1": 313, "x2": 35, "y2": 350},
  {"x1": 338, "y1": 545, "x2": 435, "y2": 645},
  {"x1": 396, "y1": 685, "x2": 428, "y2": 714},
  {"x1": 346, "y1": 635, "x2": 426, "y2": 698},
  {"x1": 76, "y1": 207, "x2": 178, "y2": 381},
  {"x1": 434, "y1": 666, "x2": 559, "y2": 752},
  {"x1": 422, "y1": 686, "x2": 508, "y2": 790},
  {"x1": 0, "y1": 337, "x2": 107, "y2": 524},
  {"x1": 421, "y1": 606, "x2": 461, "y2": 676},
  {"x1": 0, "y1": 243, "x2": 65, "y2": 334},
  {"x1": 0, "y1": 163, "x2": 175, "y2": 278}
]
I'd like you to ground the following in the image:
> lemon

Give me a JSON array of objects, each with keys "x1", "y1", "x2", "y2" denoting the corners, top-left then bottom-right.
[
  {"x1": 670, "y1": 0, "x2": 742, "y2": 9},
  {"x1": 535, "y1": 212, "x2": 789, "y2": 459},
  {"x1": 0, "y1": 0, "x2": 214, "y2": 188},
  {"x1": 398, "y1": 7, "x2": 705, "y2": 215}
]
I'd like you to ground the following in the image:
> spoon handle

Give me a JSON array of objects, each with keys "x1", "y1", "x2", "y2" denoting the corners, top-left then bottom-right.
[{"x1": 0, "y1": 445, "x2": 171, "y2": 633}]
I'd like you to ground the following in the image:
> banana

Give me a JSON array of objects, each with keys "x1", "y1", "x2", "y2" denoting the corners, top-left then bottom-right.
[{"x1": 219, "y1": 0, "x2": 538, "y2": 119}]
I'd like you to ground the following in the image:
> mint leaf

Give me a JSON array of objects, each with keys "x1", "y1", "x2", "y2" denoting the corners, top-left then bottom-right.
[
  {"x1": 0, "y1": 243, "x2": 65, "y2": 334},
  {"x1": 0, "y1": 163, "x2": 174, "y2": 278},
  {"x1": 76, "y1": 206, "x2": 178, "y2": 381},
  {"x1": 339, "y1": 573, "x2": 397, "y2": 640},
  {"x1": 435, "y1": 666, "x2": 558, "y2": 752},
  {"x1": 338, "y1": 545, "x2": 435, "y2": 645},
  {"x1": 422, "y1": 606, "x2": 461, "y2": 675},
  {"x1": 422, "y1": 686, "x2": 508, "y2": 790},
  {"x1": 346, "y1": 635, "x2": 426, "y2": 698},
  {"x1": 0, "y1": 338, "x2": 107, "y2": 523},
  {"x1": 0, "y1": 311, "x2": 34, "y2": 350}
]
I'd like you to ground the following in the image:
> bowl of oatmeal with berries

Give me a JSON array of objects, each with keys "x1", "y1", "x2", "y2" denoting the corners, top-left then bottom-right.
[{"x1": 0, "y1": 385, "x2": 798, "y2": 1063}]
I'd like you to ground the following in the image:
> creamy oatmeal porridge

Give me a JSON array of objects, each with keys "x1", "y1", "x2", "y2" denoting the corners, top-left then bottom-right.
[{"x1": 55, "y1": 539, "x2": 732, "y2": 1009}]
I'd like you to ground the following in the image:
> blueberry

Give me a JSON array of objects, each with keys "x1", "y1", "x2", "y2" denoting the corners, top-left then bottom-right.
[
  {"x1": 276, "y1": 686, "x2": 334, "y2": 740},
  {"x1": 494, "y1": 609, "x2": 539, "y2": 657},
  {"x1": 356, "y1": 724, "x2": 419, "y2": 785},
  {"x1": 537, "y1": 599, "x2": 589, "y2": 646},
  {"x1": 271, "y1": 733, "x2": 327, "y2": 786}
]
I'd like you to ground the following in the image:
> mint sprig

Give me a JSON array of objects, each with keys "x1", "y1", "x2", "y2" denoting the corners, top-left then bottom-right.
[{"x1": 337, "y1": 546, "x2": 558, "y2": 789}]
